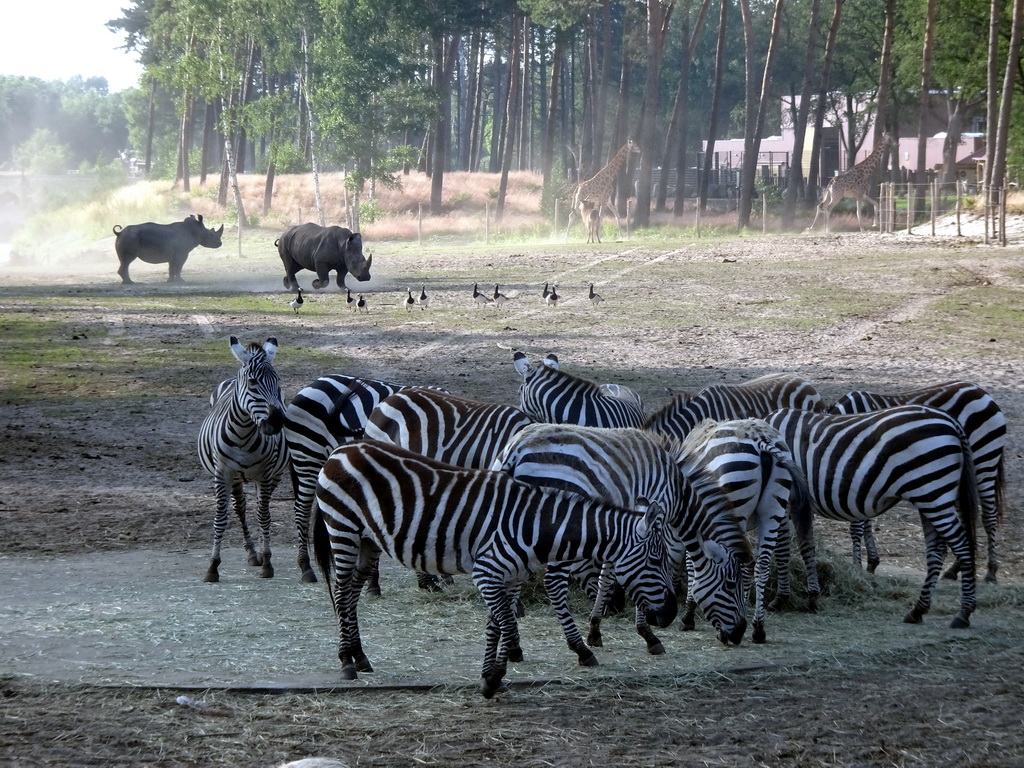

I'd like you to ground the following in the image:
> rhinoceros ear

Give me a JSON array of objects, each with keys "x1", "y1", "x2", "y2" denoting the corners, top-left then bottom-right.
[
  {"x1": 512, "y1": 350, "x2": 532, "y2": 377},
  {"x1": 197, "y1": 214, "x2": 204, "y2": 223},
  {"x1": 230, "y1": 336, "x2": 251, "y2": 363},
  {"x1": 349, "y1": 232, "x2": 362, "y2": 249}
]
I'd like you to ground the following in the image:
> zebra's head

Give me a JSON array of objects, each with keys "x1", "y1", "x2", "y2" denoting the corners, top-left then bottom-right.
[
  {"x1": 617, "y1": 499, "x2": 678, "y2": 630},
  {"x1": 686, "y1": 535, "x2": 750, "y2": 645},
  {"x1": 230, "y1": 336, "x2": 286, "y2": 435}
]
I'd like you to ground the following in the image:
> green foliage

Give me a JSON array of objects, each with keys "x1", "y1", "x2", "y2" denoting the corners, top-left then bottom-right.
[
  {"x1": 15, "y1": 129, "x2": 71, "y2": 174},
  {"x1": 359, "y1": 196, "x2": 385, "y2": 223}
]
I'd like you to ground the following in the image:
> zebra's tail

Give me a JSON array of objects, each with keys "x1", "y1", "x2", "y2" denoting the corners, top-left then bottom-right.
[
  {"x1": 955, "y1": 430, "x2": 981, "y2": 563},
  {"x1": 993, "y1": 452, "x2": 1006, "y2": 527},
  {"x1": 757, "y1": 430, "x2": 814, "y2": 544},
  {"x1": 312, "y1": 507, "x2": 335, "y2": 603}
]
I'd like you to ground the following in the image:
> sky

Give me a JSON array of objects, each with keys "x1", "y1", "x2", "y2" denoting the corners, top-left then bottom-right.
[{"x1": 0, "y1": 1, "x2": 144, "y2": 93}]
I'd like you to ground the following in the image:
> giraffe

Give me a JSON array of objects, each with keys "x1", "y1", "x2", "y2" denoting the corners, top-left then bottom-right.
[
  {"x1": 566, "y1": 140, "x2": 641, "y2": 240},
  {"x1": 810, "y1": 133, "x2": 895, "y2": 233}
]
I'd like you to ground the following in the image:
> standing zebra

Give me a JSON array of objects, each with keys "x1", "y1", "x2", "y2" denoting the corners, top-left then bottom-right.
[
  {"x1": 314, "y1": 440, "x2": 677, "y2": 697},
  {"x1": 675, "y1": 418, "x2": 818, "y2": 644},
  {"x1": 197, "y1": 337, "x2": 289, "y2": 583},
  {"x1": 284, "y1": 374, "x2": 445, "y2": 582},
  {"x1": 513, "y1": 350, "x2": 645, "y2": 427},
  {"x1": 645, "y1": 372, "x2": 825, "y2": 440},
  {"x1": 764, "y1": 405, "x2": 980, "y2": 628},
  {"x1": 495, "y1": 423, "x2": 752, "y2": 657},
  {"x1": 829, "y1": 381, "x2": 1006, "y2": 582}
]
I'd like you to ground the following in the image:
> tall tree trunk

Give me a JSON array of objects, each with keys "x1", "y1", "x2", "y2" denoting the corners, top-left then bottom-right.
[
  {"x1": 612, "y1": 9, "x2": 635, "y2": 220},
  {"x1": 542, "y1": 31, "x2": 564, "y2": 188},
  {"x1": 200, "y1": 101, "x2": 215, "y2": 185},
  {"x1": 144, "y1": 76, "x2": 156, "y2": 174},
  {"x1": 497, "y1": 14, "x2": 522, "y2": 223},
  {"x1": 992, "y1": 0, "x2": 1024, "y2": 190},
  {"x1": 985, "y1": 0, "x2": 1003, "y2": 189},
  {"x1": 469, "y1": 33, "x2": 487, "y2": 172},
  {"x1": 489, "y1": 40, "x2": 505, "y2": 172},
  {"x1": 873, "y1": 0, "x2": 896, "y2": 187},
  {"x1": 670, "y1": 0, "x2": 714, "y2": 217},
  {"x1": 300, "y1": 28, "x2": 324, "y2": 226},
  {"x1": 463, "y1": 30, "x2": 482, "y2": 171},
  {"x1": 699, "y1": 0, "x2": 729, "y2": 214},
  {"x1": 782, "y1": 0, "x2": 822, "y2": 228},
  {"x1": 807, "y1": 0, "x2": 844, "y2": 202},
  {"x1": 633, "y1": 0, "x2": 674, "y2": 228},
  {"x1": 430, "y1": 34, "x2": 460, "y2": 216},
  {"x1": 518, "y1": 17, "x2": 531, "y2": 171},
  {"x1": 915, "y1": 0, "x2": 937, "y2": 181}
]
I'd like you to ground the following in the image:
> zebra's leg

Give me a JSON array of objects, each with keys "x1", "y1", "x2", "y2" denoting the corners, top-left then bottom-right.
[
  {"x1": 904, "y1": 516, "x2": 944, "y2": 625},
  {"x1": 849, "y1": 521, "x2": 864, "y2": 568},
  {"x1": 331, "y1": 549, "x2": 361, "y2": 680},
  {"x1": 505, "y1": 585, "x2": 524, "y2": 662},
  {"x1": 253, "y1": 475, "x2": 279, "y2": 579},
  {"x1": 231, "y1": 479, "x2": 260, "y2": 567},
  {"x1": 797, "y1": 527, "x2": 820, "y2": 613},
  {"x1": 585, "y1": 563, "x2": 609, "y2": 649},
  {"x1": 346, "y1": 543, "x2": 379, "y2": 673},
  {"x1": 293, "y1": 468, "x2": 318, "y2": 583},
  {"x1": 203, "y1": 474, "x2": 232, "y2": 582},
  {"x1": 928, "y1": 510, "x2": 978, "y2": 629},
  {"x1": 546, "y1": 564, "x2": 598, "y2": 666},
  {"x1": 983, "y1": 500, "x2": 999, "y2": 583},
  {"x1": 863, "y1": 519, "x2": 880, "y2": 573},
  {"x1": 680, "y1": 554, "x2": 698, "y2": 632},
  {"x1": 364, "y1": 560, "x2": 382, "y2": 597},
  {"x1": 767, "y1": 528, "x2": 791, "y2": 615},
  {"x1": 633, "y1": 605, "x2": 664, "y2": 655},
  {"x1": 416, "y1": 572, "x2": 444, "y2": 592}
]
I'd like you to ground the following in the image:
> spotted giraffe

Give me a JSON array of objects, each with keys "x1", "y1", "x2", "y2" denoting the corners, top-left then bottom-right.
[
  {"x1": 566, "y1": 140, "x2": 641, "y2": 240},
  {"x1": 810, "y1": 133, "x2": 895, "y2": 233}
]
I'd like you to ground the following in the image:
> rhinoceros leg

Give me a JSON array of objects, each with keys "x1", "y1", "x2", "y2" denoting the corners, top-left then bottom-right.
[
  {"x1": 167, "y1": 256, "x2": 187, "y2": 283},
  {"x1": 117, "y1": 257, "x2": 135, "y2": 284}
]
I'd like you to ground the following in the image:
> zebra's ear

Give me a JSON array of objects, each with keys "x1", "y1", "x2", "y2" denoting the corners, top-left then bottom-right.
[
  {"x1": 230, "y1": 336, "x2": 251, "y2": 363},
  {"x1": 542, "y1": 353, "x2": 559, "y2": 370},
  {"x1": 262, "y1": 337, "x2": 279, "y2": 362},
  {"x1": 513, "y1": 351, "x2": 532, "y2": 377},
  {"x1": 702, "y1": 538, "x2": 730, "y2": 565}
]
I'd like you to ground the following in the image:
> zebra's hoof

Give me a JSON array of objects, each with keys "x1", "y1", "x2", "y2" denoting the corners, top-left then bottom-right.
[
  {"x1": 767, "y1": 595, "x2": 789, "y2": 612},
  {"x1": 507, "y1": 647, "x2": 524, "y2": 663},
  {"x1": 680, "y1": 617, "x2": 696, "y2": 632},
  {"x1": 579, "y1": 651, "x2": 599, "y2": 667},
  {"x1": 202, "y1": 570, "x2": 219, "y2": 583},
  {"x1": 646, "y1": 641, "x2": 665, "y2": 656},
  {"x1": 985, "y1": 572, "x2": 998, "y2": 584},
  {"x1": 260, "y1": 565, "x2": 274, "y2": 578},
  {"x1": 480, "y1": 677, "x2": 508, "y2": 699},
  {"x1": 340, "y1": 664, "x2": 358, "y2": 681},
  {"x1": 806, "y1": 593, "x2": 820, "y2": 614},
  {"x1": 867, "y1": 559, "x2": 880, "y2": 574},
  {"x1": 903, "y1": 608, "x2": 925, "y2": 624},
  {"x1": 355, "y1": 655, "x2": 373, "y2": 673},
  {"x1": 300, "y1": 569, "x2": 317, "y2": 584},
  {"x1": 586, "y1": 631, "x2": 603, "y2": 648},
  {"x1": 752, "y1": 624, "x2": 766, "y2": 644},
  {"x1": 247, "y1": 553, "x2": 263, "y2": 567},
  {"x1": 365, "y1": 585, "x2": 382, "y2": 598},
  {"x1": 941, "y1": 568, "x2": 959, "y2": 581},
  {"x1": 949, "y1": 614, "x2": 971, "y2": 629}
]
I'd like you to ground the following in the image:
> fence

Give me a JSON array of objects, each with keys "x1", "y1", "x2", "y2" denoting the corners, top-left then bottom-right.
[{"x1": 877, "y1": 181, "x2": 1011, "y2": 245}]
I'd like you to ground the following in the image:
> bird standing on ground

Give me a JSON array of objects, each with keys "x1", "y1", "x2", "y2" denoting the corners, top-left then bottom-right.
[
  {"x1": 346, "y1": 288, "x2": 356, "y2": 311},
  {"x1": 589, "y1": 283, "x2": 603, "y2": 306},
  {"x1": 542, "y1": 282, "x2": 550, "y2": 300},
  {"x1": 418, "y1": 284, "x2": 429, "y2": 310},
  {"x1": 404, "y1": 289, "x2": 416, "y2": 312},
  {"x1": 356, "y1": 294, "x2": 368, "y2": 313},
  {"x1": 546, "y1": 285, "x2": 559, "y2": 307},
  {"x1": 289, "y1": 288, "x2": 304, "y2": 313},
  {"x1": 473, "y1": 283, "x2": 493, "y2": 308},
  {"x1": 493, "y1": 284, "x2": 508, "y2": 309}
]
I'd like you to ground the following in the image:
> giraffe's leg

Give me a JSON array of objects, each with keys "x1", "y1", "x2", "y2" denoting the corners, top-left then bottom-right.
[
  {"x1": 603, "y1": 203, "x2": 622, "y2": 240},
  {"x1": 863, "y1": 194, "x2": 881, "y2": 228},
  {"x1": 855, "y1": 200, "x2": 864, "y2": 231}
]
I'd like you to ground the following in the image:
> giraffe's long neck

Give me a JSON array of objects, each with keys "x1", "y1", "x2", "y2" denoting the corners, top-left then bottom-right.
[
  {"x1": 854, "y1": 139, "x2": 889, "y2": 173},
  {"x1": 604, "y1": 143, "x2": 633, "y2": 177}
]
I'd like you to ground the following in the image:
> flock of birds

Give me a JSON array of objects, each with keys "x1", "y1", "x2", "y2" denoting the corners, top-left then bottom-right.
[{"x1": 287, "y1": 282, "x2": 605, "y2": 313}]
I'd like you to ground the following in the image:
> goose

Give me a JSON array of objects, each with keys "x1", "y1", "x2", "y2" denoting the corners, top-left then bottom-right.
[
  {"x1": 404, "y1": 289, "x2": 416, "y2": 312},
  {"x1": 346, "y1": 288, "x2": 356, "y2": 311},
  {"x1": 473, "y1": 283, "x2": 493, "y2": 307},
  {"x1": 589, "y1": 283, "x2": 603, "y2": 306},
  {"x1": 356, "y1": 294, "x2": 368, "y2": 313},
  {"x1": 542, "y1": 282, "x2": 550, "y2": 300},
  {"x1": 418, "y1": 284, "x2": 429, "y2": 310},
  {"x1": 546, "y1": 284, "x2": 559, "y2": 307},
  {"x1": 493, "y1": 284, "x2": 508, "y2": 309},
  {"x1": 289, "y1": 288, "x2": 304, "y2": 313}
]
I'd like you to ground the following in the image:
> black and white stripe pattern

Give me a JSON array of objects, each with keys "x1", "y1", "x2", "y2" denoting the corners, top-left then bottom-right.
[
  {"x1": 284, "y1": 374, "x2": 445, "y2": 582},
  {"x1": 197, "y1": 337, "x2": 289, "y2": 583},
  {"x1": 829, "y1": 381, "x2": 1006, "y2": 582},
  {"x1": 495, "y1": 423, "x2": 752, "y2": 654},
  {"x1": 764, "y1": 405, "x2": 981, "y2": 628},
  {"x1": 313, "y1": 440, "x2": 677, "y2": 698},
  {"x1": 645, "y1": 373, "x2": 825, "y2": 440},
  {"x1": 365, "y1": 388, "x2": 535, "y2": 470},
  {"x1": 675, "y1": 418, "x2": 818, "y2": 644},
  {"x1": 513, "y1": 350, "x2": 645, "y2": 427}
]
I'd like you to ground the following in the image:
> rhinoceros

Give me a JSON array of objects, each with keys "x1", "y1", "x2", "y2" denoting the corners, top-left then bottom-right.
[
  {"x1": 276, "y1": 223, "x2": 373, "y2": 291},
  {"x1": 113, "y1": 214, "x2": 224, "y2": 284}
]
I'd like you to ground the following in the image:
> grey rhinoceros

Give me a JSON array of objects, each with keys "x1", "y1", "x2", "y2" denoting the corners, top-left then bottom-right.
[
  {"x1": 113, "y1": 214, "x2": 224, "y2": 284},
  {"x1": 276, "y1": 223, "x2": 373, "y2": 291}
]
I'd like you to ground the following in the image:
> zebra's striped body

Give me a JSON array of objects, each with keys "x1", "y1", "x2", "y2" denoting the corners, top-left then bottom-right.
[
  {"x1": 829, "y1": 381, "x2": 1006, "y2": 582},
  {"x1": 495, "y1": 423, "x2": 752, "y2": 654},
  {"x1": 513, "y1": 350, "x2": 645, "y2": 427},
  {"x1": 764, "y1": 405, "x2": 980, "y2": 628},
  {"x1": 197, "y1": 337, "x2": 289, "y2": 583},
  {"x1": 676, "y1": 419, "x2": 818, "y2": 644},
  {"x1": 314, "y1": 441, "x2": 677, "y2": 697},
  {"x1": 645, "y1": 373, "x2": 825, "y2": 440},
  {"x1": 284, "y1": 374, "x2": 444, "y2": 582},
  {"x1": 366, "y1": 388, "x2": 535, "y2": 470}
]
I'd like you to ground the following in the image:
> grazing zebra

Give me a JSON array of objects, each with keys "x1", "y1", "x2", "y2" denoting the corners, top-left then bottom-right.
[
  {"x1": 513, "y1": 350, "x2": 645, "y2": 428},
  {"x1": 283, "y1": 374, "x2": 446, "y2": 582},
  {"x1": 675, "y1": 419, "x2": 818, "y2": 644},
  {"x1": 829, "y1": 381, "x2": 1006, "y2": 583},
  {"x1": 495, "y1": 423, "x2": 752, "y2": 657},
  {"x1": 313, "y1": 440, "x2": 678, "y2": 698},
  {"x1": 764, "y1": 405, "x2": 980, "y2": 628},
  {"x1": 645, "y1": 373, "x2": 825, "y2": 440},
  {"x1": 197, "y1": 337, "x2": 289, "y2": 583}
]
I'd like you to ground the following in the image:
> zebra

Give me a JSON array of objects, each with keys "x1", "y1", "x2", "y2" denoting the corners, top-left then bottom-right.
[
  {"x1": 313, "y1": 440, "x2": 678, "y2": 698},
  {"x1": 283, "y1": 374, "x2": 446, "y2": 582},
  {"x1": 764, "y1": 405, "x2": 981, "y2": 629},
  {"x1": 512, "y1": 350, "x2": 646, "y2": 427},
  {"x1": 196, "y1": 337, "x2": 290, "y2": 583},
  {"x1": 828, "y1": 381, "x2": 1006, "y2": 583},
  {"x1": 675, "y1": 418, "x2": 819, "y2": 644},
  {"x1": 645, "y1": 373, "x2": 825, "y2": 440},
  {"x1": 494, "y1": 423, "x2": 752, "y2": 658}
]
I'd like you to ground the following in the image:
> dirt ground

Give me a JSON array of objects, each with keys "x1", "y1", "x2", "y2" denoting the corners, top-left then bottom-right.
[{"x1": 1, "y1": 219, "x2": 1024, "y2": 767}]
